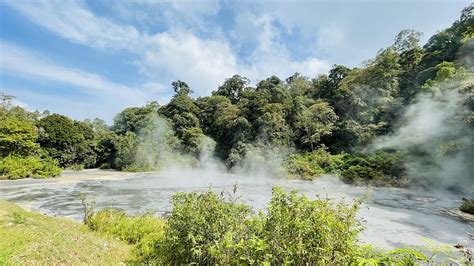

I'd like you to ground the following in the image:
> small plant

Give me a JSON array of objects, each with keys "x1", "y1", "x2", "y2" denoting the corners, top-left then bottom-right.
[
  {"x1": 84, "y1": 204, "x2": 166, "y2": 262},
  {"x1": 160, "y1": 189, "x2": 253, "y2": 264},
  {"x1": 68, "y1": 163, "x2": 84, "y2": 171},
  {"x1": 262, "y1": 187, "x2": 363, "y2": 264},
  {"x1": 460, "y1": 198, "x2": 474, "y2": 215}
]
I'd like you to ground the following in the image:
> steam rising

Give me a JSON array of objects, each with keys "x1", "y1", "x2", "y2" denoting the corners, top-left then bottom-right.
[
  {"x1": 134, "y1": 114, "x2": 177, "y2": 170},
  {"x1": 372, "y1": 74, "x2": 473, "y2": 192},
  {"x1": 230, "y1": 144, "x2": 292, "y2": 178},
  {"x1": 131, "y1": 113, "x2": 288, "y2": 179}
]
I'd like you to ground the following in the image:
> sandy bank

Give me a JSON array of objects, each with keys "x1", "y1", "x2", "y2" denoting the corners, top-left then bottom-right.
[{"x1": 0, "y1": 169, "x2": 141, "y2": 188}]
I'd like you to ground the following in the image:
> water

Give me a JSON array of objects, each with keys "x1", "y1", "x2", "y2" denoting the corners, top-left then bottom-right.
[{"x1": 0, "y1": 169, "x2": 472, "y2": 250}]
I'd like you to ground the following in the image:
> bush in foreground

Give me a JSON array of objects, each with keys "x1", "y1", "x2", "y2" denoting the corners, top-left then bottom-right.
[
  {"x1": 88, "y1": 187, "x2": 363, "y2": 264},
  {"x1": 0, "y1": 155, "x2": 61, "y2": 179},
  {"x1": 84, "y1": 208, "x2": 166, "y2": 262},
  {"x1": 86, "y1": 188, "x2": 468, "y2": 264}
]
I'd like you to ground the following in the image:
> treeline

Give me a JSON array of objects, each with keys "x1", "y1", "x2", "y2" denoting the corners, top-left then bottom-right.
[{"x1": 1, "y1": 5, "x2": 472, "y2": 184}]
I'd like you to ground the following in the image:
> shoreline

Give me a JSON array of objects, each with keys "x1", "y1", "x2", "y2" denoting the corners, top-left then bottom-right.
[
  {"x1": 0, "y1": 169, "x2": 141, "y2": 187},
  {"x1": 1, "y1": 169, "x2": 472, "y2": 251}
]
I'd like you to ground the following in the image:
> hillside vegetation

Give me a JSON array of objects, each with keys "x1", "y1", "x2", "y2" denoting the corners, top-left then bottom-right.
[{"x1": 0, "y1": 5, "x2": 472, "y2": 192}]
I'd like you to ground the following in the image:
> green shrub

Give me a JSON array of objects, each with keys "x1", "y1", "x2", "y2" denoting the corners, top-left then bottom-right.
[
  {"x1": 0, "y1": 155, "x2": 61, "y2": 179},
  {"x1": 262, "y1": 187, "x2": 362, "y2": 264},
  {"x1": 160, "y1": 190, "x2": 253, "y2": 264},
  {"x1": 35, "y1": 156, "x2": 62, "y2": 177},
  {"x1": 339, "y1": 150, "x2": 405, "y2": 184},
  {"x1": 286, "y1": 148, "x2": 344, "y2": 180},
  {"x1": 84, "y1": 188, "x2": 469, "y2": 264},
  {"x1": 355, "y1": 245, "x2": 428, "y2": 265},
  {"x1": 460, "y1": 198, "x2": 474, "y2": 215},
  {"x1": 85, "y1": 208, "x2": 166, "y2": 262},
  {"x1": 208, "y1": 214, "x2": 270, "y2": 264},
  {"x1": 159, "y1": 187, "x2": 363, "y2": 264},
  {"x1": 98, "y1": 163, "x2": 111, "y2": 169},
  {"x1": 340, "y1": 165, "x2": 383, "y2": 181},
  {"x1": 286, "y1": 153, "x2": 325, "y2": 180},
  {"x1": 67, "y1": 163, "x2": 84, "y2": 171}
]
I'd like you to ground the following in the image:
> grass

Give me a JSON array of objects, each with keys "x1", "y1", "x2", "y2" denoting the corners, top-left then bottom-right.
[
  {"x1": 85, "y1": 208, "x2": 167, "y2": 262},
  {"x1": 0, "y1": 200, "x2": 131, "y2": 264}
]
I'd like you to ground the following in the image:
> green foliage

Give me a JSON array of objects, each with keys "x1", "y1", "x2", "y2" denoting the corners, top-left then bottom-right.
[
  {"x1": 0, "y1": 155, "x2": 61, "y2": 179},
  {"x1": 113, "y1": 132, "x2": 139, "y2": 171},
  {"x1": 113, "y1": 110, "x2": 186, "y2": 172},
  {"x1": 90, "y1": 119, "x2": 119, "y2": 168},
  {"x1": 285, "y1": 149, "x2": 405, "y2": 184},
  {"x1": 262, "y1": 187, "x2": 362, "y2": 264},
  {"x1": 357, "y1": 239, "x2": 469, "y2": 264},
  {"x1": 85, "y1": 208, "x2": 166, "y2": 262},
  {"x1": 339, "y1": 151, "x2": 406, "y2": 184},
  {"x1": 0, "y1": 108, "x2": 39, "y2": 157},
  {"x1": 172, "y1": 80, "x2": 193, "y2": 96},
  {"x1": 286, "y1": 148, "x2": 344, "y2": 180},
  {"x1": 418, "y1": 4, "x2": 472, "y2": 84},
  {"x1": 159, "y1": 190, "x2": 252, "y2": 264},
  {"x1": 112, "y1": 101, "x2": 159, "y2": 135},
  {"x1": 422, "y1": 61, "x2": 467, "y2": 89},
  {"x1": 355, "y1": 245, "x2": 429, "y2": 265},
  {"x1": 158, "y1": 187, "x2": 362, "y2": 264},
  {"x1": 256, "y1": 103, "x2": 291, "y2": 145},
  {"x1": 294, "y1": 101, "x2": 338, "y2": 150},
  {"x1": 37, "y1": 114, "x2": 97, "y2": 168},
  {"x1": 212, "y1": 75, "x2": 250, "y2": 103},
  {"x1": 85, "y1": 188, "x2": 470, "y2": 264},
  {"x1": 460, "y1": 198, "x2": 474, "y2": 215},
  {"x1": 180, "y1": 127, "x2": 206, "y2": 155}
]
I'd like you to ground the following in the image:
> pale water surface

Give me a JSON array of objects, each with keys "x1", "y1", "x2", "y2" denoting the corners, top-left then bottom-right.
[{"x1": 0, "y1": 169, "x2": 472, "y2": 250}]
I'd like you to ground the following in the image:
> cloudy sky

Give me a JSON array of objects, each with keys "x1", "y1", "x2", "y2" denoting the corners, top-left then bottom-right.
[{"x1": 0, "y1": 0, "x2": 470, "y2": 122}]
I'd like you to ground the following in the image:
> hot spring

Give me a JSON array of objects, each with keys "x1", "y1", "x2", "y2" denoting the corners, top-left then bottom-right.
[{"x1": 0, "y1": 169, "x2": 472, "y2": 250}]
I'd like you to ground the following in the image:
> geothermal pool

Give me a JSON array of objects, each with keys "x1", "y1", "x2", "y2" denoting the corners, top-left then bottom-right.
[{"x1": 0, "y1": 169, "x2": 472, "y2": 250}]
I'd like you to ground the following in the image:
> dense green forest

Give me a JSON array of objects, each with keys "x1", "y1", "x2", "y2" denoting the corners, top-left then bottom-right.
[{"x1": 1, "y1": 5, "x2": 473, "y2": 192}]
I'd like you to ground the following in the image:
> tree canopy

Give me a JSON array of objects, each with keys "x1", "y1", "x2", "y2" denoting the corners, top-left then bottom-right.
[{"x1": 0, "y1": 4, "x2": 472, "y2": 186}]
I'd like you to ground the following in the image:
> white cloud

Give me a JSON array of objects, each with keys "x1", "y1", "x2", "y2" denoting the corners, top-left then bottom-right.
[
  {"x1": 109, "y1": 0, "x2": 220, "y2": 29},
  {"x1": 0, "y1": 42, "x2": 166, "y2": 121},
  {"x1": 3, "y1": 0, "x2": 332, "y2": 112},
  {"x1": 240, "y1": 14, "x2": 330, "y2": 82},
  {"x1": 0, "y1": 43, "x2": 142, "y2": 100},
  {"x1": 235, "y1": 0, "x2": 470, "y2": 66},
  {"x1": 141, "y1": 31, "x2": 239, "y2": 95},
  {"x1": 6, "y1": 0, "x2": 143, "y2": 50},
  {"x1": 3, "y1": 86, "x2": 99, "y2": 118},
  {"x1": 139, "y1": 27, "x2": 329, "y2": 94}
]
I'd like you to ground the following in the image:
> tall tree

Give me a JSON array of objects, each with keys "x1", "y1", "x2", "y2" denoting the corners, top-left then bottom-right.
[
  {"x1": 295, "y1": 102, "x2": 338, "y2": 151},
  {"x1": 212, "y1": 75, "x2": 250, "y2": 103}
]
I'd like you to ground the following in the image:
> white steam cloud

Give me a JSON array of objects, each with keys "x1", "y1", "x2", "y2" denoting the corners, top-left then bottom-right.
[{"x1": 372, "y1": 74, "x2": 473, "y2": 192}]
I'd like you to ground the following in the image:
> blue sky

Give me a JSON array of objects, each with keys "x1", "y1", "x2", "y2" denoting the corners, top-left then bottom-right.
[{"x1": 0, "y1": 0, "x2": 470, "y2": 123}]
